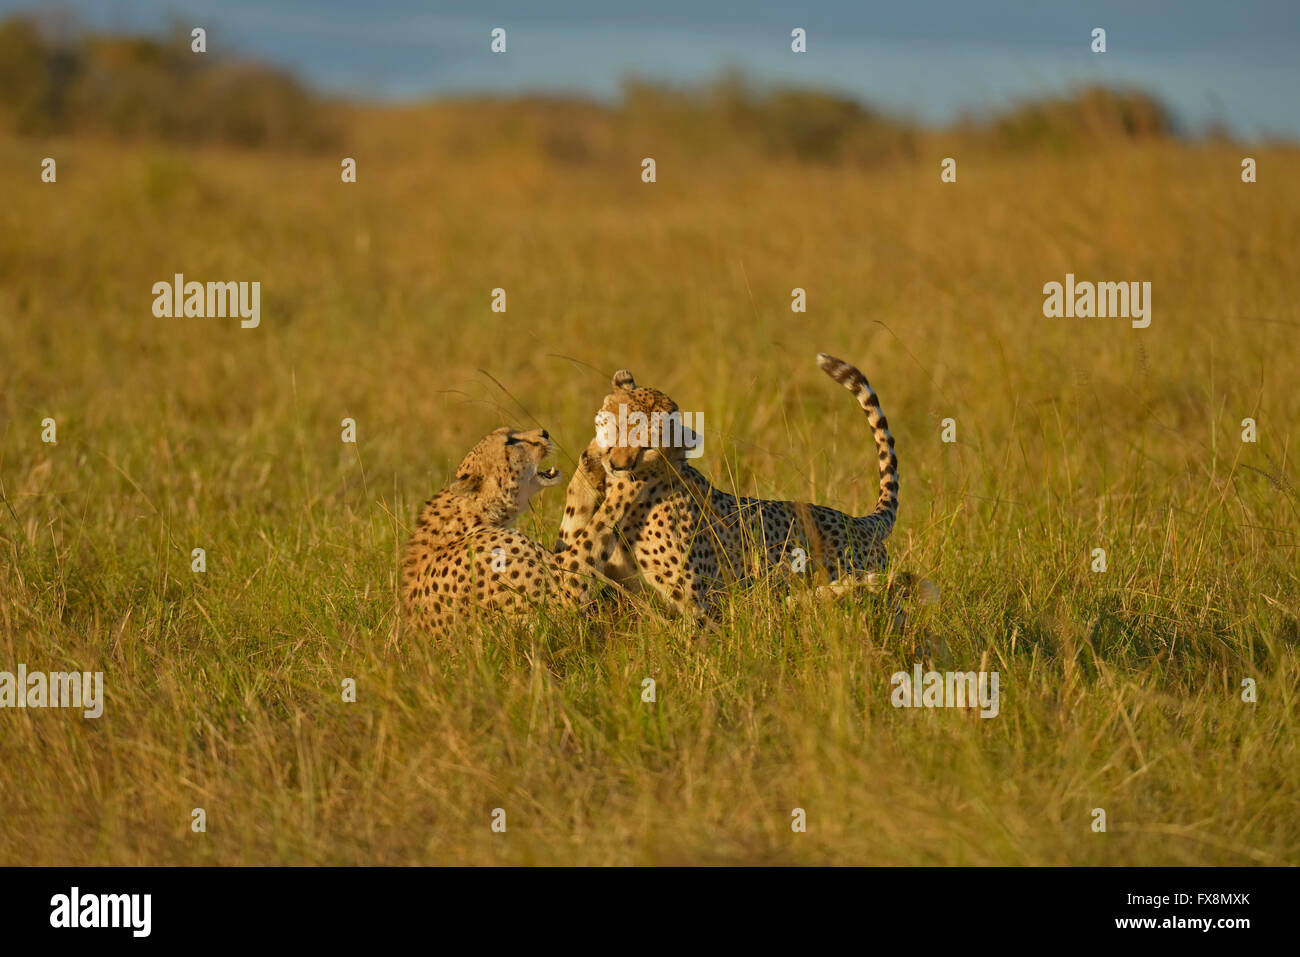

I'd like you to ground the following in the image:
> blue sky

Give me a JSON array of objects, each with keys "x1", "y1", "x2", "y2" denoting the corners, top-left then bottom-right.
[{"x1": 8, "y1": 0, "x2": 1300, "y2": 139}]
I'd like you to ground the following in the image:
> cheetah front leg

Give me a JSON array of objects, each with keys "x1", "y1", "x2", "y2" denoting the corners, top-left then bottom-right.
[
  {"x1": 632, "y1": 550, "x2": 718, "y2": 622},
  {"x1": 554, "y1": 438, "x2": 644, "y2": 594},
  {"x1": 555, "y1": 438, "x2": 607, "y2": 550},
  {"x1": 550, "y1": 470, "x2": 655, "y2": 596}
]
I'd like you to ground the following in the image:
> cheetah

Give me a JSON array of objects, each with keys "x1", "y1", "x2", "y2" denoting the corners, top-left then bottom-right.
[
  {"x1": 557, "y1": 354, "x2": 931, "y2": 619},
  {"x1": 401, "y1": 426, "x2": 640, "y2": 637}
]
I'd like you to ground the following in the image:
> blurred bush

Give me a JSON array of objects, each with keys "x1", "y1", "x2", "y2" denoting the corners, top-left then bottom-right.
[
  {"x1": 0, "y1": 14, "x2": 337, "y2": 149},
  {"x1": 621, "y1": 71, "x2": 917, "y2": 165},
  {"x1": 971, "y1": 87, "x2": 1175, "y2": 153},
  {"x1": 0, "y1": 12, "x2": 1181, "y2": 160}
]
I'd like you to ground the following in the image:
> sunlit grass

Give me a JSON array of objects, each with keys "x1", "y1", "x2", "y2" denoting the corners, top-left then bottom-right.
[{"x1": 0, "y1": 117, "x2": 1296, "y2": 864}]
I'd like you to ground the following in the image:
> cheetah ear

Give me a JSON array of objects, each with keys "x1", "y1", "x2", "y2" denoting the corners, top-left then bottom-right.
[
  {"x1": 455, "y1": 471, "x2": 484, "y2": 494},
  {"x1": 611, "y1": 369, "x2": 637, "y2": 390}
]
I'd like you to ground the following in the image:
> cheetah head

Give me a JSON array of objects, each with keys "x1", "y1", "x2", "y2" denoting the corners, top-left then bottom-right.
[
  {"x1": 593, "y1": 370, "x2": 695, "y2": 479},
  {"x1": 454, "y1": 426, "x2": 562, "y2": 520}
]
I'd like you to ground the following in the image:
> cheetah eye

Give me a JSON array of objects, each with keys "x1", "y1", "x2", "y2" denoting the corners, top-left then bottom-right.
[{"x1": 504, "y1": 435, "x2": 521, "y2": 445}]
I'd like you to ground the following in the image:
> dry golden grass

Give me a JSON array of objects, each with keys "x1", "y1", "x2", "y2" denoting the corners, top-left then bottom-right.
[{"x1": 0, "y1": 105, "x2": 1297, "y2": 864}]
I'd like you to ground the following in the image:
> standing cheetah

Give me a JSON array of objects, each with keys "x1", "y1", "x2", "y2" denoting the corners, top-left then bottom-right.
[
  {"x1": 401, "y1": 426, "x2": 640, "y2": 636},
  {"x1": 557, "y1": 354, "x2": 921, "y2": 618}
]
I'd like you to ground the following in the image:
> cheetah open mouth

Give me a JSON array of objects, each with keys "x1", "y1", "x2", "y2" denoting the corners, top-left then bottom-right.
[{"x1": 536, "y1": 465, "x2": 561, "y2": 486}]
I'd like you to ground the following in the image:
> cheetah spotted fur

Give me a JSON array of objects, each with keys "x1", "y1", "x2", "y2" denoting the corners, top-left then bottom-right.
[
  {"x1": 557, "y1": 354, "x2": 920, "y2": 618},
  {"x1": 402, "y1": 426, "x2": 639, "y2": 636}
]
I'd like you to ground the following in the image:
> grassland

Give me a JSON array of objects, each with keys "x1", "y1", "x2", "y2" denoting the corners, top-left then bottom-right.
[{"x1": 0, "y1": 99, "x2": 1297, "y2": 865}]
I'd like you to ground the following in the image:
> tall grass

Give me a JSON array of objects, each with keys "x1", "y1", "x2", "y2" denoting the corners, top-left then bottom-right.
[{"x1": 0, "y1": 89, "x2": 1296, "y2": 864}]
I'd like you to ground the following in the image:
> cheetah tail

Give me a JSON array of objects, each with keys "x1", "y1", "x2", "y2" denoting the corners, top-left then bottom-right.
[{"x1": 815, "y1": 353, "x2": 899, "y2": 533}]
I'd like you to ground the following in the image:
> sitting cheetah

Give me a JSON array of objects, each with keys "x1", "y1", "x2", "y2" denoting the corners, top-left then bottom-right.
[
  {"x1": 557, "y1": 354, "x2": 929, "y2": 619},
  {"x1": 401, "y1": 426, "x2": 640, "y2": 637}
]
